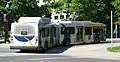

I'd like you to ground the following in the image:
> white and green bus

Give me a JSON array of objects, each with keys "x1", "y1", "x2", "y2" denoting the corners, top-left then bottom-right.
[{"x1": 10, "y1": 17, "x2": 106, "y2": 52}]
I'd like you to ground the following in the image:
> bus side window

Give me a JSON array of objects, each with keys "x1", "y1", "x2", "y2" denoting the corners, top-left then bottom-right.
[
  {"x1": 61, "y1": 27, "x2": 65, "y2": 35},
  {"x1": 42, "y1": 28, "x2": 45, "y2": 37},
  {"x1": 45, "y1": 28, "x2": 49, "y2": 37},
  {"x1": 42, "y1": 28, "x2": 49, "y2": 37},
  {"x1": 61, "y1": 27, "x2": 75, "y2": 34},
  {"x1": 53, "y1": 27, "x2": 56, "y2": 37},
  {"x1": 85, "y1": 27, "x2": 91, "y2": 35},
  {"x1": 68, "y1": 27, "x2": 75, "y2": 34}
]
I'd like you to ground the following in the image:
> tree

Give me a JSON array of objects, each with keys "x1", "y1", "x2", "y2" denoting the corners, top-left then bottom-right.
[
  {"x1": 45, "y1": 0, "x2": 115, "y2": 36},
  {"x1": 112, "y1": 0, "x2": 120, "y2": 21},
  {"x1": 10, "y1": 0, "x2": 39, "y2": 21},
  {"x1": 9, "y1": 0, "x2": 50, "y2": 22}
]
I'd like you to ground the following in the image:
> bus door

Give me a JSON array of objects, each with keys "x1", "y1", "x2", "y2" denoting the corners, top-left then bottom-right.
[
  {"x1": 76, "y1": 27, "x2": 80, "y2": 42},
  {"x1": 55, "y1": 25, "x2": 59, "y2": 45},
  {"x1": 50, "y1": 25, "x2": 56, "y2": 46},
  {"x1": 68, "y1": 27, "x2": 76, "y2": 44},
  {"x1": 41, "y1": 27, "x2": 50, "y2": 47},
  {"x1": 81, "y1": 26, "x2": 85, "y2": 42},
  {"x1": 60, "y1": 26, "x2": 71, "y2": 45},
  {"x1": 84, "y1": 27, "x2": 94, "y2": 43},
  {"x1": 76, "y1": 26, "x2": 83, "y2": 43}
]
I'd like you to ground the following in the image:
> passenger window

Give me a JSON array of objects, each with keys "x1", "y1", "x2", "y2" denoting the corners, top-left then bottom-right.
[
  {"x1": 68, "y1": 27, "x2": 75, "y2": 34},
  {"x1": 45, "y1": 28, "x2": 49, "y2": 37},
  {"x1": 42, "y1": 28, "x2": 45, "y2": 37},
  {"x1": 61, "y1": 27, "x2": 75, "y2": 34},
  {"x1": 85, "y1": 27, "x2": 91, "y2": 35},
  {"x1": 51, "y1": 27, "x2": 56, "y2": 37},
  {"x1": 42, "y1": 28, "x2": 49, "y2": 37},
  {"x1": 53, "y1": 27, "x2": 56, "y2": 37},
  {"x1": 61, "y1": 27, "x2": 65, "y2": 35}
]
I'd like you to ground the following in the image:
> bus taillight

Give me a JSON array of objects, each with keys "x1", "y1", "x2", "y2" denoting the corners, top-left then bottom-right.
[
  {"x1": 10, "y1": 36, "x2": 13, "y2": 41},
  {"x1": 10, "y1": 32, "x2": 13, "y2": 41},
  {"x1": 35, "y1": 36, "x2": 38, "y2": 45},
  {"x1": 35, "y1": 36, "x2": 38, "y2": 41}
]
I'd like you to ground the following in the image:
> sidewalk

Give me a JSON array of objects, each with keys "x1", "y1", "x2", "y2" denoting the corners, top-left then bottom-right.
[
  {"x1": 0, "y1": 43, "x2": 10, "y2": 48},
  {"x1": 106, "y1": 38, "x2": 120, "y2": 42},
  {"x1": 62, "y1": 43, "x2": 120, "y2": 60}
]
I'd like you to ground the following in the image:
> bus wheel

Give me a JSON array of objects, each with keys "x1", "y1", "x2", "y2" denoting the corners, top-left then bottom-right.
[
  {"x1": 66, "y1": 39, "x2": 70, "y2": 45},
  {"x1": 94, "y1": 38, "x2": 100, "y2": 43},
  {"x1": 64, "y1": 39, "x2": 70, "y2": 46}
]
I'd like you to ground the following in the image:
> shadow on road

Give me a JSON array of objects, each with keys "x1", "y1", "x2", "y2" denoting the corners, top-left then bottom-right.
[
  {"x1": 16, "y1": 41, "x2": 117, "y2": 54},
  {"x1": 16, "y1": 45, "x2": 73, "y2": 54},
  {"x1": 46, "y1": 45, "x2": 73, "y2": 53}
]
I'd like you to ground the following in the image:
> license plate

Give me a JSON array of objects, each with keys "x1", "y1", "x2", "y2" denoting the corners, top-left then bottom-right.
[{"x1": 21, "y1": 31, "x2": 27, "y2": 35}]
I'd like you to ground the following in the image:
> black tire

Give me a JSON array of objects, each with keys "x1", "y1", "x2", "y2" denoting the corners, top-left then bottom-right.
[
  {"x1": 62, "y1": 38, "x2": 70, "y2": 46},
  {"x1": 94, "y1": 38, "x2": 100, "y2": 43},
  {"x1": 66, "y1": 39, "x2": 70, "y2": 45}
]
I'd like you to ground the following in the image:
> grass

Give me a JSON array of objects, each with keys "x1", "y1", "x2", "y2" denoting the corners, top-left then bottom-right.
[{"x1": 107, "y1": 46, "x2": 120, "y2": 53}]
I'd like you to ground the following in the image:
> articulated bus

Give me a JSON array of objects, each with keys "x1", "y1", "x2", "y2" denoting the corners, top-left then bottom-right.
[
  {"x1": 56, "y1": 21, "x2": 106, "y2": 45},
  {"x1": 10, "y1": 17, "x2": 106, "y2": 52}
]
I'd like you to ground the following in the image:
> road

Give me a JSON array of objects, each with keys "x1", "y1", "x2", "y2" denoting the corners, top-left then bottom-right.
[{"x1": 0, "y1": 42, "x2": 120, "y2": 62}]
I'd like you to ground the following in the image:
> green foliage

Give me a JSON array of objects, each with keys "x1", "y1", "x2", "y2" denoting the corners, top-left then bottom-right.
[
  {"x1": 0, "y1": 0, "x2": 118, "y2": 37},
  {"x1": 46, "y1": 0, "x2": 114, "y2": 22},
  {"x1": 112, "y1": 0, "x2": 120, "y2": 21},
  {"x1": 11, "y1": 0, "x2": 40, "y2": 17},
  {"x1": 107, "y1": 46, "x2": 120, "y2": 52},
  {"x1": 0, "y1": 0, "x2": 7, "y2": 12},
  {"x1": 45, "y1": 0, "x2": 115, "y2": 36},
  {"x1": 0, "y1": 0, "x2": 51, "y2": 31},
  {"x1": 8, "y1": 0, "x2": 50, "y2": 22}
]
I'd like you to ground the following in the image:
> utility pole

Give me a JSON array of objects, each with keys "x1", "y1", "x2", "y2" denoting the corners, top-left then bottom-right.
[{"x1": 111, "y1": 11, "x2": 113, "y2": 48}]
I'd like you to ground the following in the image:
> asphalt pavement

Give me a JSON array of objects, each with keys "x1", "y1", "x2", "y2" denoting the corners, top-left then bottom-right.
[
  {"x1": 0, "y1": 42, "x2": 120, "y2": 62},
  {"x1": 1, "y1": 56, "x2": 120, "y2": 62},
  {"x1": 62, "y1": 41, "x2": 120, "y2": 60}
]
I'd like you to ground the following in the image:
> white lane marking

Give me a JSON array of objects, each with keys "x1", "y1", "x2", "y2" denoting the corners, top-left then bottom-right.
[
  {"x1": 9, "y1": 57, "x2": 74, "y2": 62},
  {"x1": 0, "y1": 53, "x2": 62, "y2": 57},
  {"x1": 29, "y1": 57, "x2": 75, "y2": 60},
  {"x1": 0, "y1": 53, "x2": 28, "y2": 57}
]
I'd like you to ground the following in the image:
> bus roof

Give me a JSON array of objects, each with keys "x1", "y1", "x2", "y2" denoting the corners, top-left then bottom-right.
[
  {"x1": 87, "y1": 22, "x2": 107, "y2": 27},
  {"x1": 58, "y1": 21, "x2": 92, "y2": 26},
  {"x1": 17, "y1": 17, "x2": 51, "y2": 24},
  {"x1": 53, "y1": 21, "x2": 106, "y2": 27},
  {"x1": 18, "y1": 17, "x2": 41, "y2": 23}
]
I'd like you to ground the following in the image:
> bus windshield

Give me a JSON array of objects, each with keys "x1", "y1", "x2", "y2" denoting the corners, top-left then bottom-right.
[{"x1": 93, "y1": 28, "x2": 103, "y2": 34}]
